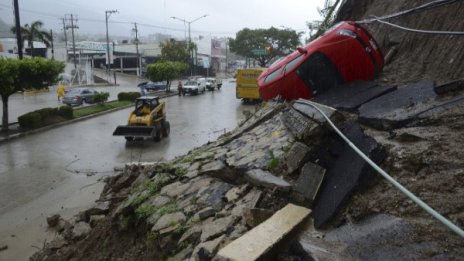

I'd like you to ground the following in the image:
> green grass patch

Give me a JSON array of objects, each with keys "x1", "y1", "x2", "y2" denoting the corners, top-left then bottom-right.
[
  {"x1": 73, "y1": 100, "x2": 132, "y2": 118},
  {"x1": 267, "y1": 150, "x2": 279, "y2": 170},
  {"x1": 158, "y1": 203, "x2": 178, "y2": 216},
  {"x1": 135, "y1": 204, "x2": 157, "y2": 220},
  {"x1": 180, "y1": 148, "x2": 206, "y2": 164}
]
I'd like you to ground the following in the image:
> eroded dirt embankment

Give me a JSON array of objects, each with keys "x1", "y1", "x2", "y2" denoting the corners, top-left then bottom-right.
[{"x1": 336, "y1": 0, "x2": 464, "y2": 85}]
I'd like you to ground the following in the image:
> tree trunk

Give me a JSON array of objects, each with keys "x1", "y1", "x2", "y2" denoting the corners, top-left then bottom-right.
[
  {"x1": 1, "y1": 95, "x2": 9, "y2": 132},
  {"x1": 30, "y1": 40, "x2": 35, "y2": 57}
]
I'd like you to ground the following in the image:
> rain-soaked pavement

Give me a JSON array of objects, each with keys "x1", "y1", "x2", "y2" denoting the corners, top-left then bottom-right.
[
  {"x1": 0, "y1": 76, "x2": 254, "y2": 260},
  {"x1": 0, "y1": 69, "x2": 143, "y2": 125}
]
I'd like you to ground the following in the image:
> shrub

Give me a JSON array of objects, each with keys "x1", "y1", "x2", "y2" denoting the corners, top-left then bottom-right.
[
  {"x1": 35, "y1": 107, "x2": 58, "y2": 118},
  {"x1": 118, "y1": 92, "x2": 141, "y2": 101},
  {"x1": 18, "y1": 112, "x2": 42, "y2": 129},
  {"x1": 18, "y1": 106, "x2": 73, "y2": 129},
  {"x1": 94, "y1": 92, "x2": 110, "y2": 104},
  {"x1": 58, "y1": 105, "x2": 73, "y2": 119}
]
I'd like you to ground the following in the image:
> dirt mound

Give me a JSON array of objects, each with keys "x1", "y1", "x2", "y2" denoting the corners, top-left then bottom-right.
[{"x1": 336, "y1": 0, "x2": 464, "y2": 85}]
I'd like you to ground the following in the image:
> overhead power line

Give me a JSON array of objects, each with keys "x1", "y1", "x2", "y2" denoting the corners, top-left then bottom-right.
[{"x1": 0, "y1": 3, "x2": 235, "y2": 35}]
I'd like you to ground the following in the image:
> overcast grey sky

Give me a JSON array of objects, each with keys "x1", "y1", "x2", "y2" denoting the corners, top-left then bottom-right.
[{"x1": 1, "y1": 0, "x2": 326, "y2": 40}]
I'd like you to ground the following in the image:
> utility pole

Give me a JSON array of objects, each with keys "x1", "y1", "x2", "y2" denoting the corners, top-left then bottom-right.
[
  {"x1": 61, "y1": 18, "x2": 68, "y2": 51},
  {"x1": 50, "y1": 30, "x2": 55, "y2": 59},
  {"x1": 13, "y1": 0, "x2": 23, "y2": 59},
  {"x1": 105, "y1": 10, "x2": 118, "y2": 72},
  {"x1": 225, "y1": 39, "x2": 228, "y2": 74},
  {"x1": 133, "y1": 22, "x2": 140, "y2": 76},
  {"x1": 66, "y1": 14, "x2": 79, "y2": 70}
]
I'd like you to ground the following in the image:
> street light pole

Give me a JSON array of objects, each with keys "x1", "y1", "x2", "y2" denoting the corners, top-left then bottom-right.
[
  {"x1": 105, "y1": 10, "x2": 117, "y2": 71},
  {"x1": 170, "y1": 15, "x2": 208, "y2": 76}
]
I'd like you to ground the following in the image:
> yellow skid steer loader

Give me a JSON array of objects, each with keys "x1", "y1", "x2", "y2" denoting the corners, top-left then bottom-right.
[{"x1": 113, "y1": 96, "x2": 170, "y2": 142}]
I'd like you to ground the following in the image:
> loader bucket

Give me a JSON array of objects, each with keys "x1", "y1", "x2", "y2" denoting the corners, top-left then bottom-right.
[{"x1": 113, "y1": 125, "x2": 156, "y2": 137}]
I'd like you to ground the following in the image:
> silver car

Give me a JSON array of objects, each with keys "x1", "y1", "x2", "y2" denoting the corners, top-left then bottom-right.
[
  {"x1": 62, "y1": 87, "x2": 99, "y2": 106},
  {"x1": 182, "y1": 81, "x2": 205, "y2": 95}
]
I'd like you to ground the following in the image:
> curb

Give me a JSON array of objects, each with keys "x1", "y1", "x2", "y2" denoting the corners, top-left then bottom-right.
[{"x1": 0, "y1": 92, "x2": 178, "y2": 145}]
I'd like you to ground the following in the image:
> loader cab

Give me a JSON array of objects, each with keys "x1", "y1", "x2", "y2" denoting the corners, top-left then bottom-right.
[{"x1": 135, "y1": 96, "x2": 159, "y2": 116}]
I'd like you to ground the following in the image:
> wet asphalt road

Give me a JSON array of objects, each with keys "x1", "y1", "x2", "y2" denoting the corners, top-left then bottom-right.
[
  {"x1": 0, "y1": 77, "x2": 253, "y2": 260},
  {"x1": 1, "y1": 72, "x2": 141, "y2": 125}
]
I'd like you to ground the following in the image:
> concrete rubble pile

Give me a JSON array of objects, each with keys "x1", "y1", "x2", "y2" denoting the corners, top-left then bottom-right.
[{"x1": 32, "y1": 80, "x2": 464, "y2": 260}]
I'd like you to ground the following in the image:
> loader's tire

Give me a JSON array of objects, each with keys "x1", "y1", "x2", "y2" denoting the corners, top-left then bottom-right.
[
  {"x1": 153, "y1": 127, "x2": 161, "y2": 142},
  {"x1": 125, "y1": 136, "x2": 134, "y2": 141},
  {"x1": 162, "y1": 121, "x2": 170, "y2": 137}
]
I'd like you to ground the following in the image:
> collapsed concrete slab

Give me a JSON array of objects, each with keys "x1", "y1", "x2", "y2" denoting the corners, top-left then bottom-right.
[
  {"x1": 314, "y1": 81, "x2": 397, "y2": 112},
  {"x1": 433, "y1": 79, "x2": 464, "y2": 95},
  {"x1": 312, "y1": 122, "x2": 386, "y2": 228},
  {"x1": 216, "y1": 204, "x2": 311, "y2": 261},
  {"x1": 358, "y1": 81, "x2": 437, "y2": 130}
]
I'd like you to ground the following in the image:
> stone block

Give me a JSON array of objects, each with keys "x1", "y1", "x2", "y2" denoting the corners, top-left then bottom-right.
[
  {"x1": 201, "y1": 216, "x2": 236, "y2": 242},
  {"x1": 160, "y1": 181, "x2": 190, "y2": 198},
  {"x1": 46, "y1": 214, "x2": 61, "y2": 227},
  {"x1": 89, "y1": 215, "x2": 106, "y2": 228},
  {"x1": 200, "y1": 160, "x2": 237, "y2": 183},
  {"x1": 85, "y1": 201, "x2": 111, "y2": 218},
  {"x1": 295, "y1": 162, "x2": 326, "y2": 202},
  {"x1": 72, "y1": 222, "x2": 91, "y2": 240},
  {"x1": 243, "y1": 208, "x2": 274, "y2": 228},
  {"x1": 152, "y1": 212, "x2": 186, "y2": 232},
  {"x1": 216, "y1": 204, "x2": 311, "y2": 261},
  {"x1": 245, "y1": 169, "x2": 291, "y2": 191},
  {"x1": 285, "y1": 142, "x2": 311, "y2": 174},
  {"x1": 224, "y1": 184, "x2": 249, "y2": 203},
  {"x1": 195, "y1": 207, "x2": 216, "y2": 220},
  {"x1": 193, "y1": 235, "x2": 226, "y2": 261}
]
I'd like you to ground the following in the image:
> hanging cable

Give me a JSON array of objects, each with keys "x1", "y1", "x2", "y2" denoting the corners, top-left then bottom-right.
[
  {"x1": 372, "y1": 18, "x2": 464, "y2": 35},
  {"x1": 357, "y1": 0, "x2": 460, "y2": 24},
  {"x1": 294, "y1": 100, "x2": 464, "y2": 238}
]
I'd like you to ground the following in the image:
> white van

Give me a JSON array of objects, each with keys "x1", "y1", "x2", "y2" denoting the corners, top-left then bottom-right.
[{"x1": 197, "y1": 78, "x2": 207, "y2": 91}]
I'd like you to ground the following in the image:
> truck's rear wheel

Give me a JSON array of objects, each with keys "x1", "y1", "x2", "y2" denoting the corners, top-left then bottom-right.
[
  {"x1": 162, "y1": 121, "x2": 170, "y2": 137},
  {"x1": 125, "y1": 136, "x2": 134, "y2": 141}
]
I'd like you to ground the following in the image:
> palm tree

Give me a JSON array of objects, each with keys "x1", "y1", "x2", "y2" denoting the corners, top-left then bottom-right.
[{"x1": 11, "y1": 20, "x2": 52, "y2": 57}]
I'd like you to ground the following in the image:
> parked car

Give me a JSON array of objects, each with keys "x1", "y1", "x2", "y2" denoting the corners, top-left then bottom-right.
[
  {"x1": 257, "y1": 21, "x2": 384, "y2": 101},
  {"x1": 138, "y1": 81, "x2": 167, "y2": 92},
  {"x1": 196, "y1": 78, "x2": 208, "y2": 91},
  {"x1": 206, "y1": 78, "x2": 217, "y2": 91},
  {"x1": 62, "y1": 87, "x2": 99, "y2": 106},
  {"x1": 182, "y1": 80, "x2": 205, "y2": 95}
]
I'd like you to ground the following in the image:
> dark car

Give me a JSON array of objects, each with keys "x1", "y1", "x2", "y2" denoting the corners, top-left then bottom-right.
[
  {"x1": 138, "y1": 81, "x2": 167, "y2": 92},
  {"x1": 258, "y1": 21, "x2": 384, "y2": 101},
  {"x1": 62, "y1": 87, "x2": 99, "y2": 106}
]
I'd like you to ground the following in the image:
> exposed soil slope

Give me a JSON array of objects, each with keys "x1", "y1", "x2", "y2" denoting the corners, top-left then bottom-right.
[{"x1": 336, "y1": 0, "x2": 464, "y2": 85}]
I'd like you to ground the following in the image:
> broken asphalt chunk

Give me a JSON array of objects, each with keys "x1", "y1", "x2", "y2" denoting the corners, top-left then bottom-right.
[{"x1": 312, "y1": 122, "x2": 386, "y2": 228}]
